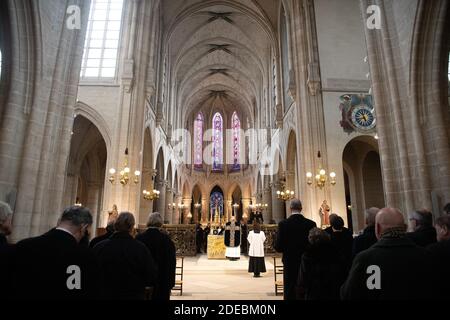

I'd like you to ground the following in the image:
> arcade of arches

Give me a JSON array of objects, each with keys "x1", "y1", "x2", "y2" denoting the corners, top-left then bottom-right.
[{"x1": 0, "y1": 0, "x2": 449, "y2": 244}]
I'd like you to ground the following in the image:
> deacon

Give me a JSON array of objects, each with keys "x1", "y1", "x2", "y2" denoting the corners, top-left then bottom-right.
[{"x1": 224, "y1": 216, "x2": 241, "y2": 261}]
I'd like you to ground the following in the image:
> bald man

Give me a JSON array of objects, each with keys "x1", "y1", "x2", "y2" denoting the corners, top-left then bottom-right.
[
  {"x1": 352, "y1": 208, "x2": 379, "y2": 258},
  {"x1": 341, "y1": 208, "x2": 434, "y2": 300}
]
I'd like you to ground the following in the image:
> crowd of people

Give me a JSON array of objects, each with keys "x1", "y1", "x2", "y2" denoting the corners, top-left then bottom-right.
[
  {"x1": 1, "y1": 199, "x2": 449, "y2": 300},
  {"x1": 0, "y1": 202, "x2": 176, "y2": 300},
  {"x1": 275, "y1": 199, "x2": 450, "y2": 300}
]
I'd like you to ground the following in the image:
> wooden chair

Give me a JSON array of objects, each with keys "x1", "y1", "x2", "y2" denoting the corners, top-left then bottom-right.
[
  {"x1": 273, "y1": 256, "x2": 284, "y2": 296},
  {"x1": 171, "y1": 256, "x2": 184, "y2": 296}
]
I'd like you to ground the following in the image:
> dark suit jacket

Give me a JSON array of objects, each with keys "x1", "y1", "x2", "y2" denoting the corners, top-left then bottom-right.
[
  {"x1": 94, "y1": 232, "x2": 157, "y2": 300},
  {"x1": 136, "y1": 228, "x2": 176, "y2": 300},
  {"x1": 297, "y1": 242, "x2": 348, "y2": 300},
  {"x1": 89, "y1": 230, "x2": 113, "y2": 248},
  {"x1": 427, "y1": 239, "x2": 450, "y2": 299},
  {"x1": 352, "y1": 225, "x2": 377, "y2": 259},
  {"x1": 406, "y1": 226, "x2": 437, "y2": 247},
  {"x1": 0, "y1": 234, "x2": 13, "y2": 299},
  {"x1": 341, "y1": 236, "x2": 434, "y2": 300},
  {"x1": 12, "y1": 229, "x2": 101, "y2": 299},
  {"x1": 275, "y1": 213, "x2": 316, "y2": 300}
]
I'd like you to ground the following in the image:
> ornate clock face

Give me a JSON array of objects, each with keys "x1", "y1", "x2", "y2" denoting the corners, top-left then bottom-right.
[{"x1": 351, "y1": 105, "x2": 376, "y2": 130}]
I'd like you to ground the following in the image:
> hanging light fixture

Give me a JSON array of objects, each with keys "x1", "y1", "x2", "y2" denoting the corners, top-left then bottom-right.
[
  {"x1": 143, "y1": 169, "x2": 160, "y2": 201},
  {"x1": 109, "y1": 148, "x2": 141, "y2": 186},
  {"x1": 306, "y1": 151, "x2": 336, "y2": 189}
]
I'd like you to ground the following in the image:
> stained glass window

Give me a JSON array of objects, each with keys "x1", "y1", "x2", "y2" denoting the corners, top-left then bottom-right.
[
  {"x1": 231, "y1": 111, "x2": 241, "y2": 170},
  {"x1": 81, "y1": 0, "x2": 124, "y2": 79},
  {"x1": 194, "y1": 112, "x2": 204, "y2": 167},
  {"x1": 212, "y1": 112, "x2": 223, "y2": 170}
]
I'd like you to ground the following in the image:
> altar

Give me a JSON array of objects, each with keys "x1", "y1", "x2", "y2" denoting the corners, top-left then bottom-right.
[{"x1": 207, "y1": 235, "x2": 226, "y2": 259}]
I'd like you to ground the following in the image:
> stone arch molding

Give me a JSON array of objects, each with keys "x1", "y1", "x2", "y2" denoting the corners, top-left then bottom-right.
[{"x1": 74, "y1": 102, "x2": 112, "y2": 151}]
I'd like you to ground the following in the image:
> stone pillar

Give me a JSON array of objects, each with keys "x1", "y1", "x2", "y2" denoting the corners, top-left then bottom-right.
[
  {"x1": 226, "y1": 199, "x2": 232, "y2": 222},
  {"x1": 86, "y1": 182, "x2": 101, "y2": 228},
  {"x1": 182, "y1": 197, "x2": 192, "y2": 224},
  {"x1": 164, "y1": 187, "x2": 174, "y2": 224},
  {"x1": 201, "y1": 197, "x2": 208, "y2": 224},
  {"x1": 272, "y1": 182, "x2": 285, "y2": 223},
  {"x1": 173, "y1": 194, "x2": 182, "y2": 224},
  {"x1": 63, "y1": 173, "x2": 79, "y2": 208},
  {"x1": 241, "y1": 197, "x2": 251, "y2": 222},
  {"x1": 155, "y1": 180, "x2": 167, "y2": 221},
  {"x1": 263, "y1": 185, "x2": 273, "y2": 223}
]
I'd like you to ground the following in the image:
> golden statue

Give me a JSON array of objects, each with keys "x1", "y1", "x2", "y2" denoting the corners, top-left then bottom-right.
[
  {"x1": 319, "y1": 200, "x2": 331, "y2": 228},
  {"x1": 108, "y1": 204, "x2": 119, "y2": 223}
]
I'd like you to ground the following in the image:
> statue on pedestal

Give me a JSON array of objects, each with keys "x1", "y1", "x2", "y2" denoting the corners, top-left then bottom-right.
[
  {"x1": 108, "y1": 204, "x2": 119, "y2": 224},
  {"x1": 319, "y1": 200, "x2": 331, "y2": 228}
]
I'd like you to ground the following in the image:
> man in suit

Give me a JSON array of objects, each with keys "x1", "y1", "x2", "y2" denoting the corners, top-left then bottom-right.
[
  {"x1": 341, "y1": 207, "x2": 434, "y2": 300},
  {"x1": 275, "y1": 199, "x2": 316, "y2": 300},
  {"x1": 352, "y1": 207, "x2": 379, "y2": 258},
  {"x1": 136, "y1": 212, "x2": 176, "y2": 301},
  {"x1": 90, "y1": 220, "x2": 115, "y2": 248},
  {"x1": 12, "y1": 206, "x2": 101, "y2": 299}
]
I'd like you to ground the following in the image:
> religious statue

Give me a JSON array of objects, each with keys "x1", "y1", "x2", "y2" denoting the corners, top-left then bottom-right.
[
  {"x1": 108, "y1": 204, "x2": 119, "y2": 223},
  {"x1": 224, "y1": 217, "x2": 241, "y2": 261},
  {"x1": 319, "y1": 200, "x2": 331, "y2": 228}
]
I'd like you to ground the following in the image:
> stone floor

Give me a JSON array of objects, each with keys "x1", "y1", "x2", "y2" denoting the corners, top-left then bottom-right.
[{"x1": 171, "y1": 254, "x2": 283, "y2": 300}]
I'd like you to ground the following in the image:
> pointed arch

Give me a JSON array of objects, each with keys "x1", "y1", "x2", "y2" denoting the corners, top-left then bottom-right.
[
  {"x1": 212, "y1": 112, "x2": 223, "y2": 171},
  {"x1": 193, "y1": 112, "x2": 204, "y2": 167}
]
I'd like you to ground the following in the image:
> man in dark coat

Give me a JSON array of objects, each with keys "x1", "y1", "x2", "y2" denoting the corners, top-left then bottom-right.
[
  {"x1": 352, "y1": 207, "x2": 379, "y2": 259},
  {"x1": 90, "y1": 221, "x2": 115, "y2": 248},
  {"x1": 427, "y1": 215, "x2": 450, "y2": 299},
  {"x1": 328, "y1": 216, "x2": 353, "y2": 269},
  {"x1": 12, "y1": 206, "x2": 101, "y2": 299},
  {"x1": 297, "y1": 228, "x2": 347, "y2": 300},
  {"x1": 94, "y1": 212, "x2": 157, "y2": 300},
  {"x1": 275, "y1": 199, "x2": 316, "y2": 300},
  {"x1": 136, "y1": 212, "x2": 176, "y2": 301},
  {"x1": 195, "y1": 223, "x2": 204, "y2": 254},
  {"x1": 0, "y1": 201, "x2": 13, "y2": 299},
  {"x1": 341, "y1": 208, "x2": 434, "y2": 300},
  {"x1": 406, "y1": 209, "x2": 436, "y2": 247}
]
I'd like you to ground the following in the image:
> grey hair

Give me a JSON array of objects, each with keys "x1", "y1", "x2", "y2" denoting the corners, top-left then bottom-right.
[
  {"x1": 290, "y1": 199, "x2": 302, "y2": 211},
  {"x1": 114, "y1": 212, "x2": 135, "y2": 232},
  {"x1": 147, "y1": 212, "x2": 163, "y2": 228},
  {"x1": 365, "y1": 207, "x2": 380, "y2": 226},
  {"x1": 60, "y1": 206, "x2": 93, "y2": 226},
  {"x1": 308, "y1": 227, "x2": 331, "y2": 245},
  {"x1": 0, "y1": 201, "x2": 13, "y2": 224}
]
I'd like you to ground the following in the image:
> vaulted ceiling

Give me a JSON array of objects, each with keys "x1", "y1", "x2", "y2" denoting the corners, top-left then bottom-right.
[{"x1": 161, "y1": 0, "x2": 280, "y2": 126}]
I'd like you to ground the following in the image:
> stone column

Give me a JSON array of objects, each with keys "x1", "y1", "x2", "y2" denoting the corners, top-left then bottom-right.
[
  {"x1": 201, "y1": 197, "x2": 208, "y2": 224},
  {"x1": 263, "y1": 185, "x2": 273, "y2": 223},
  {"x1": 86, "y1": 182, "x2": 101, "y2": 228},
  {"x1": 164, "y1": 187, "x2": 174, "y2": 224},
  {"x1": 173, "y1": 194, "x2": 182, "y2": 224},
  {"x1": 155, "y1": 180, "x2": 167, "y2": 221},
  {"x1": 241, "y1": 197, "x2": 251, "y2": 222},
  {"x1": 182, "y1": 197, "x2": 192, "y2": 224},
  {"x1": 272, "y1": 182, "x2": 285, "y2": 223}
]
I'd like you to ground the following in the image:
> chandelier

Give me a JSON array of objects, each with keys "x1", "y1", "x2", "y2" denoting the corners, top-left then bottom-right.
[
  {"x1": 277, "y1": 188, "x2": 295, "y2": 201},
  {"x1": 249, "y1": 203, "x2": 268, "y2": 211},
  {"x1": 306, "y1": 151, "x2": 336, "y2": 189},
  {"x1": 143, "y1": 169, "x2": 160, "y2": 201},
  {"x1": 109, "y1": 148, "x2": 141, "y2": 186}
]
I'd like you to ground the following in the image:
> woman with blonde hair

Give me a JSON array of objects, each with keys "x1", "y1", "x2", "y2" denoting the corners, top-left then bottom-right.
[{"x1": 247, "y1": 221, "x2": 266, "y2": 277}]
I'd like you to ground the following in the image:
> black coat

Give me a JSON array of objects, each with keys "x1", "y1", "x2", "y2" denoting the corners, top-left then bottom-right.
[
  {"x1": 329, "y1": 227, "x2": 353, "y2": 268},
  {"x1": 297, "y1": 242, "x2": 348, "y2": 300},
  {"x1": 93, "y1": 232, "x2": 157, "y2": 300},
  {"x1": 341, "y1": 236, "x2": 434, "y2": 300},
  {"x1": 12, "y1": 229, "x2": 101, "y2": 299},
  {"x1": 352, "y1": 225, "x2": 377, "y2": 259},
  {"x1": 89, "y1": 230, "x2": 113, "y2": 248},
  {"x1": 136, "y1": 228, "x2": 176, "y2": 301},
  {"x1": 406, "y1": 226, "x2": 437, "y2": 247},
  {"x1": 427, "y1": 239, "x2": 450, "y2": 299},
  {"x1": 274, "y1": 213, "x2": 316, "y2": 300},
  {"x1": 0, "y1": 234, "x2": 13, "y2": 299}
]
